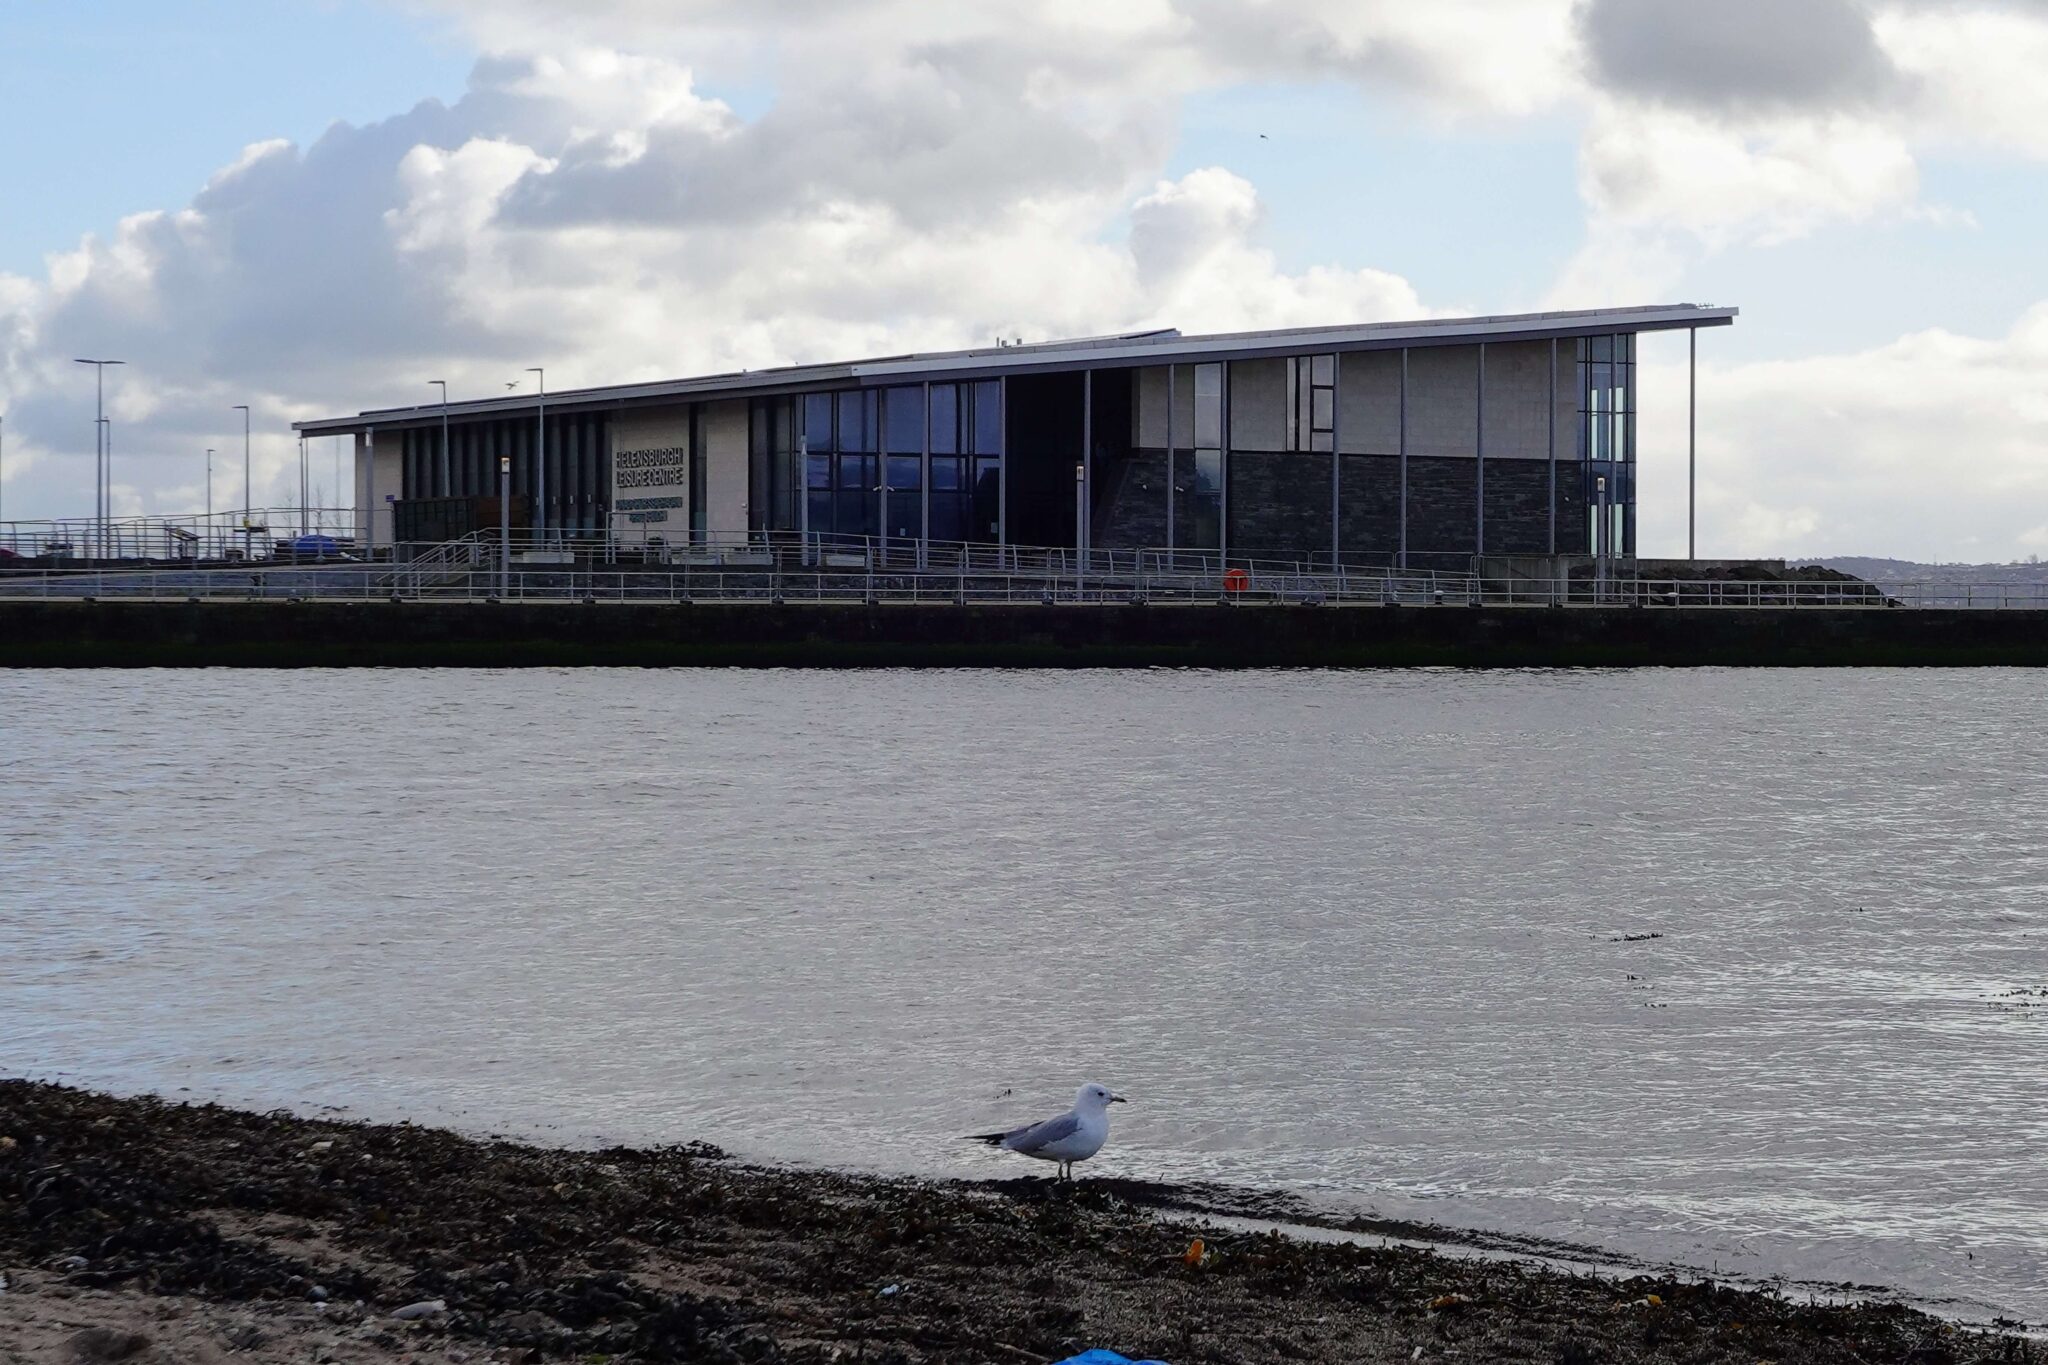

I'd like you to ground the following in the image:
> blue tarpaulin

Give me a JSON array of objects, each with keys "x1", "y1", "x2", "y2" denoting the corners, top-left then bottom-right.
[{"x1": 1053, "y1": 1353, "x2": 1170, "y2": 1365}]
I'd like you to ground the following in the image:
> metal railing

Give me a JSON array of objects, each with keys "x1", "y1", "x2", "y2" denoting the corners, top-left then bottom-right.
[
  {"x1": 5, "y1": 559, "x2": 2047, "y2": 609},
  {"x1": 0, "y1": 507, "x2": 360, "y2": 563},
  {"x1": 3, "y1": 523, "x2": 2045, "y2": 608}
]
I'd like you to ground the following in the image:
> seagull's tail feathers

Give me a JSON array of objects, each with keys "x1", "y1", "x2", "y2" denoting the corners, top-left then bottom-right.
[{"x1": 961, "y1": 1132, "x2": 1010, "y2": 1146}]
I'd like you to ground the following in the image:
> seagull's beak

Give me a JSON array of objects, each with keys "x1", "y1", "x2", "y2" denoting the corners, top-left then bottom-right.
[{"x1": 1109, "y1": 1092, "x2": 1128, "y2": 1104}]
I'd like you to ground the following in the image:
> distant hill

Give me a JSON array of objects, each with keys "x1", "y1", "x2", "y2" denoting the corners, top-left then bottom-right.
[{"x1": 1800, "y1": 557, "x2": 2047, "y2": 589}]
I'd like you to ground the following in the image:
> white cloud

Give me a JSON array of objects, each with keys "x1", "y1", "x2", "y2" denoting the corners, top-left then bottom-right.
[
  {"x1": 1578, "y1": 101, "x2": 1920, "y2": 245},
  {"x1": 6, "y1": 0, "x2": 2048, "y2": 563},
  {"x1": 0, "y1": 39, "x2": 1436, "y2": 522},
  {"x1": 1875, "y1": 3, "x2": 2048, "y2": 160},
  {"x1": 1635, "y1": 306, "x2": 2048, "y2": 560}
]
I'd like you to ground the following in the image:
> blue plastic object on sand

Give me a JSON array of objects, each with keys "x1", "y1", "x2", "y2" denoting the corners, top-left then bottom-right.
[{"x1": 1053, "y1": 1353, "x2": 1170, "y2": 1365}]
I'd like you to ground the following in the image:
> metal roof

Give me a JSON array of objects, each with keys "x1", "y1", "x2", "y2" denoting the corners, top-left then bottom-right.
[{"x1": 294, "y1": 303, "x2": 1737, "y2": 435}]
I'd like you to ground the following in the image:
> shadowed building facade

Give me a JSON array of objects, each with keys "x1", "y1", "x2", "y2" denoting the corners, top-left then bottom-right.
[{"x1": 299, "y1": 304, "x2": 1735, "y2": 572}]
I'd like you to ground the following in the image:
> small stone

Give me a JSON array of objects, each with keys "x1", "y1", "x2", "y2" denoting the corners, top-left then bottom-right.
[
  {"x1": 67, "y1": 1327, "x2": 151, "y2": 1362},
  {"x1": 221, "y1": 1321, "x2": 266, "y2": 1351},
  {"x1": 498, "y1": 1311, "x2": 556, "y2": 1334},
  {"x1": 308, "y1": 1284, "x2": 329, "y2": 1302},
  {"x1": 0, "y1": 1135, "x2": 17, "y2": 1152},
  {"x1": 308, "y1": 1140, "x2": 334, "y2": 1155},
  {"x1": 391, "y1": 1298, "x2": 447, "y2": 1321},
  {"x1": 49, "y1": 1255, "x2": 89, "y2": 1273}
]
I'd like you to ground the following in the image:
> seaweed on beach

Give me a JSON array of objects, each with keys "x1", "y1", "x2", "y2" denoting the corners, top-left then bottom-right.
[{"x1": 0, "y1": 1080, "x2": 2026, "y2": 1365}]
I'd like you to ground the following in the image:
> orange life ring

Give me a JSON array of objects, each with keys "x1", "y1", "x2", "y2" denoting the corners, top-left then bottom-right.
[{"x1": 1222, "y1": 567, "x2": 1250, "y2": 593}]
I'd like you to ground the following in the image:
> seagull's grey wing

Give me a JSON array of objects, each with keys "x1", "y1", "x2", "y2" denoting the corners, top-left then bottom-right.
[{"x1": 1002, "y1": 1111, "x2": 1081, "y2": 1154}]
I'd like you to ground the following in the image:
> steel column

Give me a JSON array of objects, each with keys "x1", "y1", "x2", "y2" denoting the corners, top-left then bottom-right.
[
  {"x1": 997, "y1": 376, "x2": 1008, "y2": 551},
  {"x1": 920, "y1": 382, "x2": 931, "y2": 568},
  {"x1": 1689, "y1": 326, "x2": 1697, "y2": 561},
  {"x1": 1476, "y1": 342, "x2": 1486, "y2": 561},
  {"x1": 1219, "y1": 363, "x2": 1230, "y2": 564},
  {"x1": 1081, "y1": 369, "x2": 1092, "y2": 563},
  {"x1": 1329, "y1": 352, "x2": 1341, "y2": 569},
  {"x1": 1547, "y1": 338, "x2": 1558, "y2": 558},
  {"x1": 1165, "y1": 364, "x2": 1176, "y2": 557},
  {"x1": 1398, "y1": 349, "x2": 1408, "y2": 569}
]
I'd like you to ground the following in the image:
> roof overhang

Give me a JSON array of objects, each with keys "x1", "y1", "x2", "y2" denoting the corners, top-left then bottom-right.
[{"x1": 294, "y1": 304, "x2": 1737, "y2": 436}]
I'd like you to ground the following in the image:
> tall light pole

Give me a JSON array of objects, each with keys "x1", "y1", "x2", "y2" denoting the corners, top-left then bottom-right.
[
  {"x1": 430, "y1": 380, "x2": 449, "y2": 498},
  {"x1": 206, "y1": 448, "x2": 215, "y2": 559},
  {"x1": 99, "y1": 418, "x2": 111, "y2": 557},
  {"x1": 233, "y1": 404, "x2": 251, "y2": 560},
  {"x1": 74, "y1": 358, "x2": 124, "y2": 562},
  {"x1": 299, "y1": 435, "x2": 309, "y2": 538},
  {"x1": 526, "y1": 368, "x2": 545, "y2": 546},
  {"x1": 498, "y1": 453, "x2": 511, "y2": 593}
]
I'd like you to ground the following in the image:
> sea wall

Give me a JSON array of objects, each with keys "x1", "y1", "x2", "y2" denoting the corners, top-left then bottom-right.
[{"x1": 4, "y1": 600, "x2": 2047, "y2": 667}]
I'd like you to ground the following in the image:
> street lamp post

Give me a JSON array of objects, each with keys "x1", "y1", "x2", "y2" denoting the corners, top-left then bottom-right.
[
  {"x1": 430, "y1": 380, "x2": 449, "y2": 498},
  {"x1": 526, "y1": 368, "x2": 545, "y2": 547},
  {"x1": 206, "y1": 448, "x2": 214, "y2": 559},
  {"x1": 499, "y1": 454, "x2": 511, "y2": 594},
  {"x1": 99, "y1": 418, "x2": 111, "y2": 557},
  {"x1": 299, "y1": 435, "x2": 309, "y2": 538},
  {"x1": 232, "y1": 404, "x2": 251, "y2": 561},
  {"x1": 73, "y1": 358, "x2": 124, "y2": 562}
]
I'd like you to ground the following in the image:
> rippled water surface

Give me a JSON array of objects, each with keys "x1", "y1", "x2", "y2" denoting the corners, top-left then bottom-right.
[{"x1": 4, "y1": 668, "x2": 2045, "y2": 1318}]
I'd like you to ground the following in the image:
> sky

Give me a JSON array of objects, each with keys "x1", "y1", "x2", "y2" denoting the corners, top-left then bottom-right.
[{"x1": 1, "y1": 0, "x2": 2045, "y2": 562}]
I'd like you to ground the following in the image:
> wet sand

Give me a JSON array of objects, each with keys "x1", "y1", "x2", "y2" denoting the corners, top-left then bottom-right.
[{"x1": 0, "y1": 1081, "x2": 2022, "y2": 1364}]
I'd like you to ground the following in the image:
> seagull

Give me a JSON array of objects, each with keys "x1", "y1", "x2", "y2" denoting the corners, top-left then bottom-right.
[{"x1": 964, "y1": 1082, "x2": 1127, "y2": 1181}]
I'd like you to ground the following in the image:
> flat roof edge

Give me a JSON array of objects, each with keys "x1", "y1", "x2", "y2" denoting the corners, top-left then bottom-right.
[{"x1": 293, "y1": 304, "x2": 1738, "y2": 434}]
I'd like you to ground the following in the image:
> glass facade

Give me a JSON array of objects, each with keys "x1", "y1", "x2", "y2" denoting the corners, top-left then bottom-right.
[
  {"x1": 749, "y1": 397, "x2": 800, "y2": 537},
  {"x1": 1580, "y1": 334, "x2": 1635, "y2": 558},
  {"x1": 884, "y1": 386, "x2": 923, "y2": 542},
  {"x1": 1180, "y1": 363, "x2": 1224, "y2": 549},
  {"x1": 799, "y1": 380, "x2": 1001, "y2": 547}
]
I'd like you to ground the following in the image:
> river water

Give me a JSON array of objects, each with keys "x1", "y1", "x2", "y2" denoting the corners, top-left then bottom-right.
[{"x1": 3, "y1": 668, "x2": 2044, "y2": 1319}]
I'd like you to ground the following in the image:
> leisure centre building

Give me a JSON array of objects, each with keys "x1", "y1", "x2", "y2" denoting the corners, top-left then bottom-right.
[{"x1": 296, "y1": 303, "x2": 1736, "y2": 572}]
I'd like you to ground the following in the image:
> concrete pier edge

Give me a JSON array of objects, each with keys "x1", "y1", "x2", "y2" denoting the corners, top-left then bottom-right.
[{"x1": 4, "y1": 600, "x2": 2047, "y2": 667}]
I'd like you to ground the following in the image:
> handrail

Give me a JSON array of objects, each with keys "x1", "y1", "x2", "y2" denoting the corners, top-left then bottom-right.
[{"x1": 5, "y1": 560, "x2": 2047, "y2": 609}]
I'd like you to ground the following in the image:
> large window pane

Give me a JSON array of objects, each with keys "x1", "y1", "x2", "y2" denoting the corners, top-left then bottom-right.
[
  {"x1": 971, "y1": 460, "x2": 1002, "y2": 540},
  {"x1": 930, "y1": 493, "x2": 968, "y2": 544},
  {"x1": 884, "y1": 386, "x2": 924, "y2": 454},
  {"x1": 885, "y1": 491, "x2": 921, "y2": 540},
  {"x1": 803, "y1": 394, "x2": 833, "y2": 451},
  {"x1": 886, "y1": 454, "x2": 922, "y2": 488},
  {"x1": 807, "y1": 452, "x2": 832, "y2": 489},
  {"x1": 836, "y1": 392, "x2": 862, "y2": 451},
  {"x1": 837, "y1": 452, "x2": 874, "y2": 490},
  {"x1": 1194, "y1": 363, "x2": 1222, "y2": 448},
  {"x1": 806, "y1": 490, "x2": 833, "y2": 536},
  {"x1": 835, "y1": 491, "x2": 871, "y2": 538},
  {"x1": 930, "y1": 455, "x2": 964, "y2": 491},
  {"x1": 930, "y1": 384, "x2": 958, "y2": 455},
  {"x1": 972, "y1": 380, "x2": 1002, "y2": 454}
]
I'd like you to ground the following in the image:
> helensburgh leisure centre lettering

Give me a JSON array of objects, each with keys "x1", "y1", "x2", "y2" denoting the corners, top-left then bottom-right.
[{"x1": 616, "y1": 447, "x2": 687, "y2": 490}]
